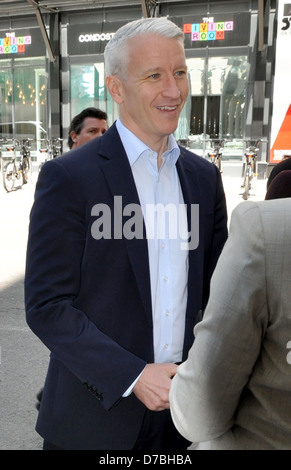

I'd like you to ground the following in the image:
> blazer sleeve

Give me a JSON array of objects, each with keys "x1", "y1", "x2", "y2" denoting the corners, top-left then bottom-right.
[
  {"x1": 169, "y1": 201, "x2": 268, "y2": 443},
  {"x1": 25, "y1": 159, "x2": 146, "y2": 411}
]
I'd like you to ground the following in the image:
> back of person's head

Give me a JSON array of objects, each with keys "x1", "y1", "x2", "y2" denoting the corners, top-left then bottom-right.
[
  {"x1": 267, "y1": 156, "x2": 291, "y2": 189},
  {"x1": 104, "y1": 17, "x2": 184, "y2": 80},
  {"x1": 265, "y1": 169, "x2": 291, "y2": 200},
  {"x1": 68, "y1": 107, "x2": 108, "y2": 149}
]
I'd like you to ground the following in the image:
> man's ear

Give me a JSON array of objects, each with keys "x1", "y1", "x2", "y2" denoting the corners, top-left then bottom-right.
[
  {"x1": 70, "y1": 131, "x2": 78, "y2": 144},
  {"x1": 105, "y1": 75, "x2": 124, "y2": 104}
]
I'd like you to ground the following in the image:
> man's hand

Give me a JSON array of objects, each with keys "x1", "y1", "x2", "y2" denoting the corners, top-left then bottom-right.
[{"x1": 133, "y1": 363, "x2": 178, "y2": 411}]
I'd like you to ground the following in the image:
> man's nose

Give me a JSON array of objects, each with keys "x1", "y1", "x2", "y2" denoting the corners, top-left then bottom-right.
[{"x1": 162, "y1": 75, "x2": 181, "y2": 99}]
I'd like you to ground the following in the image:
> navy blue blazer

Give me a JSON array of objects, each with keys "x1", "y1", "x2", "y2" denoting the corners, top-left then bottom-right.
[{"x1": 25, "y1": 123, "x2": 228, "y2": 449}]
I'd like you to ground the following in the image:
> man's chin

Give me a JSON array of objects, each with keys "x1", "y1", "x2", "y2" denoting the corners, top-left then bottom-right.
[{"x1": 157, "y1": 122, "x2": 180, "y2": 137}]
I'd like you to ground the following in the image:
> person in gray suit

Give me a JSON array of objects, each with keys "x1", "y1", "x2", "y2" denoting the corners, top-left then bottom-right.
[{"x1": 169, "y1": 197, "x2": 291, "y2": 450}]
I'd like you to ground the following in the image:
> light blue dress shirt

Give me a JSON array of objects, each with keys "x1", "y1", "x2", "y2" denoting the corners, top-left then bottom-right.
[{"x1": 116, "y1": 119, "x2": 189, "y2": 365}]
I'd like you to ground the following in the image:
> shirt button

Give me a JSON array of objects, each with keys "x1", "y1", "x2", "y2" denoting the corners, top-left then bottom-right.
[
  {"x1": 164, "y1": 344, "x2": 169, "y2": 349},
  {"x1": 163, "y1": 276, "x2": 168, "y2": 282},
  {"x1": 161, "y1": 242, "x2": 165, "y2": 249},
  {"x1": 165, "y1": 311, "x2": 170, "y2": 317}
]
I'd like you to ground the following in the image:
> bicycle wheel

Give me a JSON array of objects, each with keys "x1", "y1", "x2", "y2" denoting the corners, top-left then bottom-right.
[
  {"x1": 3, "y1": 161, "x2": 15, "y2": 192},
  {"x1": 242, "y1": 174, "x2": 250, "y2": 200},
  {"x1": 216, "y1": 156, "x2": 222, "y2": 173},
  {"x1": 22, "y1": 156, "x2": 30, "y2": 184}
]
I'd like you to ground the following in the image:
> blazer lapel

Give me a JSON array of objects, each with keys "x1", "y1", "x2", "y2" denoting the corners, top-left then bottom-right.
[
  {"x1": 176, "y1": 148, "x2": 201, "y2": 251},
  {"x1": 98, "y1": 126, "x2": 153, "y2": 325},
  {"x1": 176, "y1": 147, "x2": 201, "y2": 213}
]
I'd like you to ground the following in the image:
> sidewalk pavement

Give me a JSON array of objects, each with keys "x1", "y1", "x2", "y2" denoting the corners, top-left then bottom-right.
[
  {"x1": 0, "y1": 162, "x2": 268, "y2": 450},
  {"x1": 0, "y1": 173, "x2": 47, "y2": 450}
]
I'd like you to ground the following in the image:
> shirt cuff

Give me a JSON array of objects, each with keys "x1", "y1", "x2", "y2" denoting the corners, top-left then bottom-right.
[{"x1": 122, "y1": 368, "x2": 145, "y2": 397}]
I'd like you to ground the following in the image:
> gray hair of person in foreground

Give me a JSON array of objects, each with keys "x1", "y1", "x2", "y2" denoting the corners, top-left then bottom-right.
[{"x1": 104, "y1": 17, "x2": 185, "y2": 80}]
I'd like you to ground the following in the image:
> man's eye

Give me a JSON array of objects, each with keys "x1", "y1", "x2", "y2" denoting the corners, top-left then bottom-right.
[
  {"x1": 149, "y1": 73, "x2": 159, "y2": 79},
  {"x1": 175, "y1": 70, "x2": 186, "y2": 77}
]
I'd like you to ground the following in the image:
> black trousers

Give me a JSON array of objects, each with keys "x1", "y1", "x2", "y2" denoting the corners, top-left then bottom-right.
[
  {"x1": 43, "y1": 408, "x2": 190, "y2": 451},
  {"x1": 132, "y1": 408, "x2": 190, "y2": 451}
]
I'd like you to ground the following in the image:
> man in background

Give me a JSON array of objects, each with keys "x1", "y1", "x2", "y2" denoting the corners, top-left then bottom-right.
[{"x1": 68, "y1": 107, "x2": 108, "y2": 149}]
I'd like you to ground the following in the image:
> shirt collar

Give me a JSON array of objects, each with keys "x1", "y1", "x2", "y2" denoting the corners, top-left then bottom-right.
[{"x1": 116, "y1": 118, "x2": 180, "y2": 167}]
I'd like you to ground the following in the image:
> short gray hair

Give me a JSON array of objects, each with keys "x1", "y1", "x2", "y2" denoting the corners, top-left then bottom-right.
[{"x1": 104, "y1": 17, "x2": 184, "y2": 79}]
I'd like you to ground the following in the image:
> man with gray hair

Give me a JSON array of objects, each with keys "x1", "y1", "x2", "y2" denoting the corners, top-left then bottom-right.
[{"x1": 25, "y1": 16, "x2": 227, "y2": 450}]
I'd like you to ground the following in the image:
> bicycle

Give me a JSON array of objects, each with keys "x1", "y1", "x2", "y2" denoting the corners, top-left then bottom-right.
[
  {"x1": 38, "y1": 138, "x2": 63, "y2": 173},
  {"x1": 201, "y1": 136, "x2": 228, "y2": 173},
  {"x1": 50, "y1": 138, "x2": 63, "y2": 158},
  {"x1": 2, "y1": 139, "x2": 22, "y2": 192},
  {"x1": 241, "y1": 140, "x2": 260, "y2": 200},
  {"x1": 38, "y1": 138, "x2": 50, "y2": 172},
  {"x1": 207, "y1": 139, "x2": 225, "y2": 173},
  {"x1": 19, "y1": 138, "x2": 33, "y2": 185}
]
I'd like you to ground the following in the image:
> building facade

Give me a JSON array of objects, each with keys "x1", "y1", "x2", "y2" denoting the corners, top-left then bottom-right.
[{"x1": 0, "y1": 0, "x2": 279, "y2": 163}]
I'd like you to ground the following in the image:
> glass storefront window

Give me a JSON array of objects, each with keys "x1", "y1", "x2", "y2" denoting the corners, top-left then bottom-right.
[
  {"x1": 215, "y1": 56, "x2": 247, "y2": 139},
  {"x1": 188, "y1": 58, "x2": 205, "y2": 95},
  {"x1": 185, "y1": 58, "x2": 206, "y2": 147},
  {"x1": 0, "y1": 57, "x2": 47, "y2": 157},
  {"x1": 70, "y1": 63, "x2": 117, "y2": 124},
  {"x1": 186, "y1": 55, "x2": 247, "y2": 159},
  {"x1": 0, "y1": 61, "x2": 13, "y2": 135}
]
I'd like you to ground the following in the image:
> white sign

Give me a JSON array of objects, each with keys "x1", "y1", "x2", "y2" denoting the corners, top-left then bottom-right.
[
  {"x1": 78, "y1": 33, "x2": 115, "y2": 43},
  {"x1": 270, "y1": 1, "x2": 291, "y2": 161}
]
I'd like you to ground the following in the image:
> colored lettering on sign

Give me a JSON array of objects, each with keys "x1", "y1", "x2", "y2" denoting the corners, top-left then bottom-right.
[
  {"x1": 183, "y1": 20, "x2": 233, "y2": 41},
  {"x1": 0, "y1": 34, "x2": 32, "y2": 54}
]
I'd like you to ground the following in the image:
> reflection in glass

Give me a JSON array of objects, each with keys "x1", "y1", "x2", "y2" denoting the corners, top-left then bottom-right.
[
  {"x1": 184, "y1": 55, "x2": 247, "y2": 159},
  {"x1": 0, "y1": 66, "x2": 13, "y2": 134},
  {"x1": 188, "y1": 58, "x2": 205, "y2": 95},
  {"x1": 0, "y1": 58, "x2": 47, "y2": 155},
  {"x1": 216, "y1": 56, "x2": 247, "y2": 139},
  {"x1": 70, "y1": 63, "x2": 116, "y2": 124}
]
